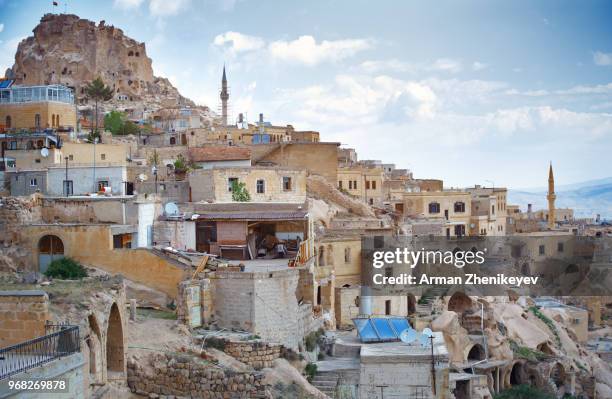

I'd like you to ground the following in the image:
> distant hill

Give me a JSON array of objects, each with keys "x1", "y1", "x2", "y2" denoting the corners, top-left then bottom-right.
[{"x1": 508, "y1": 177, "x2": 612, "y2": 220}]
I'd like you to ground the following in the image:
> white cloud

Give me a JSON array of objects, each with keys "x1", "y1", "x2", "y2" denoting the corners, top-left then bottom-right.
[
  {"x1": 268, "y1": 36, "x2": 371, "y2": 66},
  {"x1": 213, "y1": 31, "x2": 265, "y2": 54},
  {"x1": 593, "y1": 51, "x2": 612, "y2": 66},
  {"x1": 0, "y1": 24, "x2": 4, "y2": 33},
  {"x1": 113, "y1": 0, "x2": 144, "y2": 9},
  {"x1": 431, "y1": 58, "x2": 462, "y2": 73},
  {"x1": 0, "y1": 37, "x2": 23, "y2": 76},
  {"x1": 472, "y1": 61, "x2": 488, "y2": 71},
  {"x1": 360, "y1": 59, "x2": 415, "y2": 73},
  {"x1": 149, "y1": 0, "x2": 190, "y2": 16}
]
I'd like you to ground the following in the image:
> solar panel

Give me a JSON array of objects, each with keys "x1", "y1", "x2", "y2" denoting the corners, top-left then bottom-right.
[
  {"x1": 372, "y1": 318, "x2": 396, "y2": 341},
  {"x1": 0, "y1": 80, "x2": 14, "y2": 89},
  {"x1": 353, "y1": 317, "x2": 413, "y2": 343},
  {"x1": 389, "y1": 318, "x2": 410, "y2": 335},
  {"x1": 354, "y1": 318, "x2": 379, "y2": 342}
]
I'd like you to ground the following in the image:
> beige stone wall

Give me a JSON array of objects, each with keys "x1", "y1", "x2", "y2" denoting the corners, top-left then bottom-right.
[
  {"x1": 61, "y1": 142, "x2": 128, "y2": 166},
  {"x1": 252, "y1": 143, "x2": 339, "y2": 184},
  {"x1": 317, "y1": 237, "x2": 361, "y2": 283},
  {"x1": 0, "y1": 291, "x2": 49, "y2": 347},
  {"x1": 0, "y1": 102, "x2": 76, "y2": 130},
  {"x1": 189, "y1": 167, "x2": 307, "y2": 203},
  {"x1": 222, "y1": 340, "x2": 282, "y2": 369},
  {"x1": 21, "y1": 224, "x2": 188, "y2": 297},
  {"x1": 337, "y1": 166, "x2": 385, "y2": 206},
  {"x1": 127, "y1": 352, "x2": 269, "y2": 397}
]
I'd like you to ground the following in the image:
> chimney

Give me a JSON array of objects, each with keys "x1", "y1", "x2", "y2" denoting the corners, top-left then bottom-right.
[
  {"x1": 259, "y1": 113, "x2": 264, "y2": 123},
  {"x1": 527, "y1": 203, "x2": 532, "y2": 213},
  {"x1": 238, "y1": 113, "x2": 243, "y2": 123}
]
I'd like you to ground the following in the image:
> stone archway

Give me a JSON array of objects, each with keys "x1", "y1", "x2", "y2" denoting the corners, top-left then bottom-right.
[
  {"x1": 448, "y1": 292, "x2": 473, "y2": 314},
  {"x1": 467, "y1": 343, "x2": 486, "y2": 362},
  {"x1": 106, "y1": 303, "x2": 125, "y2": 375},
  {"x1": 38, "y1": 235, "x2": 64, "y2": 273},
  {"x1": 550, "y1": 362, "x2": 566, "y2": 389},
  {"x1": 87, "y1": 314, "x2": 103, "y2": 384},
  {"x1": 509, "y1": 361, "x2": 526, "y2": 387}
]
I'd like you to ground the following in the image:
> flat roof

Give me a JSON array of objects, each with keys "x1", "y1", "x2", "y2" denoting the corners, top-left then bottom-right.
[{"x1": 193, "y1": 202, "x2": 309, "y2": 221}]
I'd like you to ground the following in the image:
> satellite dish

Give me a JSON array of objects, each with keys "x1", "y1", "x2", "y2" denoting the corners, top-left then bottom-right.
[
  {"x1": 400, "y1": 328, "x2": 417, "y2": 344},
  {"x1": 40, "y1": 148, "x2": 49, "y2": 158},
  {"x1": 138, "y1": 173, "x2": 148, "y2": 181},
  {"x1": 422, "y1": 328, "x2": 433, "y2": 338},
  {"x1": 164, "y1": 202, "x2": 180, "y2": 216},
  {"x1": 419, "y1": 333, "x2": 431, "y2": 348}
]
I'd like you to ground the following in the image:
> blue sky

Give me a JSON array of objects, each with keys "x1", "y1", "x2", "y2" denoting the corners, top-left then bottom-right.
[{"x1": 0, "y1": 0, "x2": 611, "y2": 188}]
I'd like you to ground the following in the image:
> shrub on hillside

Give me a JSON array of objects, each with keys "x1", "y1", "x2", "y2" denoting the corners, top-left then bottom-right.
[{"x1": 44, "y1": 257, "x2": 87, "y2": 280}]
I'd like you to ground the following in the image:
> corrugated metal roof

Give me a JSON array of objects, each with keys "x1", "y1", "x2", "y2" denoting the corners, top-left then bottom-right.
[{"x1": 196, "y1": 210, "x2": 307, "y2": 220}]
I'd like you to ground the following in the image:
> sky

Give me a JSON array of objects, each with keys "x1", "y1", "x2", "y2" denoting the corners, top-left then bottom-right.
[{"x1": 0, "y1": 0, "x2": 611, "y2": 189}]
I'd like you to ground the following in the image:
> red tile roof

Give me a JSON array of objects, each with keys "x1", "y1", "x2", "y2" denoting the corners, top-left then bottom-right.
[{"x1": 189, "y1": 146, "x2": 251, "y2": 162}]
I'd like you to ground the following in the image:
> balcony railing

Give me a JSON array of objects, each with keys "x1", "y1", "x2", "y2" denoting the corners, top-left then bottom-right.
[{"x1": 0, "y1": 325, "x2": 80, "y2": 380}]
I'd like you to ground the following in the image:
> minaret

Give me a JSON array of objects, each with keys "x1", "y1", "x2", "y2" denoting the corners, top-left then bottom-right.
[
  {"x1": 220, "y1": 65, "x2": 229, "y2": 126},
  {"x1": 547, "y1": 162, "x2": 556, "y2": 229}
]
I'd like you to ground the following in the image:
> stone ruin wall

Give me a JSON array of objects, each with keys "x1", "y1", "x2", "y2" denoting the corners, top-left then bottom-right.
[{"x1": 127, "y1": 352, "x2": 270, "y2": 398}]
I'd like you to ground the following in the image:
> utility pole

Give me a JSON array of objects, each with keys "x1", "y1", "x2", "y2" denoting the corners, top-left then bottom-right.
[
  {"x1": 430, "y1": 335, "x2": 436, "y2": 396},
  {"x1": 152, "y1": 166, "x2": 158, "y2": 194},
  {"x1": 92, "y1": 136, "x2": 97, "y2": 193}
]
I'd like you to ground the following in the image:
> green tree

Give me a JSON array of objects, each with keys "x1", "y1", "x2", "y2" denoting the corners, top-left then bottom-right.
[
  {"x1": 173, "y1": 154, "x2": 188, "y2": 173},
  {"x1": 122, "y1": 120, "x2": 139, "y2": 135},
  {"x1": 84, "y1": 77, "x2": 113, "y2": 135},
  {"x1": 104, "y1": 110, "x2": 125, "y2": 134},
  {"x1": 231, "y1": 180, "x2": 251, "y2": 202}
]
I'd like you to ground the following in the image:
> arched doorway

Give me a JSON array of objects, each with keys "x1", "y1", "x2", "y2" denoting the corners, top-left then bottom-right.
[
  {"x1": 510, "y1": 362, "x2": 525, "y2": 386},
  {"x1": 106, "y1": 303, "x2": 125, "y2": 375},
  {"x1": 38, "y1": 235, "x2": 64, "y2": 273},
  {"x1": 87, "y1": 314, "x2": 103, "y2": 383},
  {"x1": 467, "y1": 343, "x2": 486, "y2": 361},
  {"x1": 550, "y1": 363, "x2": 566, "y2": 389}
]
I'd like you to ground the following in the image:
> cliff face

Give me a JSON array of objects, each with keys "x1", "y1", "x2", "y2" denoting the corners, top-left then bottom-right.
[{"x1": 6, "y1": 14, "x2": 197, "y2": 110}]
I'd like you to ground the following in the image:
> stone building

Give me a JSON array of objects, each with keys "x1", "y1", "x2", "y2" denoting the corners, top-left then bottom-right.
[
  {"x1": 250, "y1": 141, "x2": 340, "y2": 185},
  {"x1": 188, "y1": 145, "x2": 251, "y2": 169},
  {"x1": 402, "y1": 190, "x2": 472, "y2": 238},
  {"x1": 189, "y1": 166, "x2": 306, "y2": 203},
  {"x1": 0, "y1": 83, "x2": 77, "y2": 131},
  {"x1": 337, "y1": 164, "x2": 385, "y2": 207},
  {"x1": 466, "y1": 185, "x2": 508, "y2": 236}
]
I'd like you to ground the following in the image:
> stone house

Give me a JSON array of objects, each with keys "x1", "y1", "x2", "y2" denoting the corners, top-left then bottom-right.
[
  {"x1": 402, "y1": 190, "x2": 472, "y2": 238},
  {"x1": 188, "y1": 145, "x2": 251, "y2": 169},
  {"x1": 189, "y1": 166, "x2": 306, "y2": 203}
]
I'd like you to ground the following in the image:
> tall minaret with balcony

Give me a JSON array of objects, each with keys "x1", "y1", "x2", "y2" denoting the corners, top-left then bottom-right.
[
  {"x1": 220, "y1": 66, "x2": 229, "y2": 126},
  {"x1": 547, "y1": 162, "x2": 556, "y2": 229}
]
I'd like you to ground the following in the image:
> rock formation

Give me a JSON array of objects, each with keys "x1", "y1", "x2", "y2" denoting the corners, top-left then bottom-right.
[{"x1": 6, "y1": 13, "x2": 202, "y2": 112}]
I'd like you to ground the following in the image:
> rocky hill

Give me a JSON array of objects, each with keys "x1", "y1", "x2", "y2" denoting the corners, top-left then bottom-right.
[{"x1": 5, "y1": 13, "x2": 204, "y2": 113}]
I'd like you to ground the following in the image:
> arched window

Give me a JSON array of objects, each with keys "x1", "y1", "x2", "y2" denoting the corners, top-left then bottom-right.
[
  {"x1": 5, "y1": 115, "x2": 11, "y2": 128},
  {"x1": 169, "y1": 137, "x2": 176, "y2": 145},
  {"x1": 428, "y1": 202, "x2": 440, "y2": 214},
  {"x1": 35, "y1": 114, "x2": 41, "y2": 129},
  {"x1": 454, "y1": 201, "x2": 465, "y2": 213},
  {"x1": 56, "y1": 115, "x2": 60, "y2": 127},
  {"x1": 51, "y1": 114, "x2": 55, "y2": 127}
]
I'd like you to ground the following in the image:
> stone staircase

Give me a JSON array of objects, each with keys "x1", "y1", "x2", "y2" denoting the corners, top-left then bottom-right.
[
  {"x1": 416, "y1": 286, "x2": 448, "y2": 314},
  {"x1": 311, "y1": 370, "x2": 339, "y2": 398}
]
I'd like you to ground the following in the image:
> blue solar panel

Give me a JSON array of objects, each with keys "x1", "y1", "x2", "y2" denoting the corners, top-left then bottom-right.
[
  {"x1": 0, "y1": 80, "x2": 14, "y2": 89},
  {"x1": 389, "y1": 318, "x2": 410, "y2": 335},
  {"x1": 372, "y1": 318, "x2": 396, "y2": 340},
  {"x1": 354, "y1": 318, "x2": 379, "y2": 342},
  {"x1": 353, "y1": 317, "x2": 412, "y2": 343}
]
